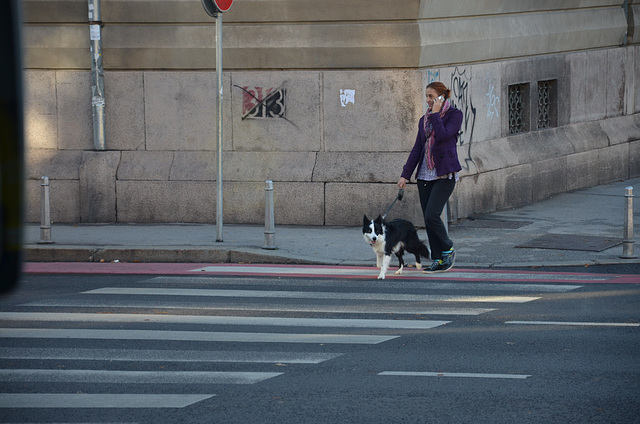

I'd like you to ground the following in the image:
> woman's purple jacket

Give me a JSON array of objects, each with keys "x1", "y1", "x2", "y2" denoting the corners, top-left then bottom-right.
[{"x1": 400, "y1": 107, "x2": 463, "y2": 180}]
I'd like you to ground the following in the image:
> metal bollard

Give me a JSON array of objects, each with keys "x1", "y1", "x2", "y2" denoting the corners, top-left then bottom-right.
[
  {"x1": 621, "y1": 186, "x2": 636, "y2": 258},
  {"x1": 38, "y1": 176, "x2": 55, "y2": 244},
  {"x1": 263, "y1": 180, "x2": 276, "y2": 250}
]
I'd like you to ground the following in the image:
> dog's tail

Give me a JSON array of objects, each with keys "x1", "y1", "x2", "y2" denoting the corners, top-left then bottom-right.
[{"x1": 419, "y1": 242, "x2": 430, "y2": 260}]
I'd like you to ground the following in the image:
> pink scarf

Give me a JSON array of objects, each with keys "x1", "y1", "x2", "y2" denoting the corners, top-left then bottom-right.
[{"x1": 424, "y1": 99, "x2": 451, "y2": 169}]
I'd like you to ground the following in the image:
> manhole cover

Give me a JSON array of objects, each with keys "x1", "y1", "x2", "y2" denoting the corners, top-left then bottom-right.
[
  {"x1": 458, "y1": 219, "x2": 532, "y2": 229},
  {"x1": 516, "y1": 234, "x2": 623, "y2": 252}
]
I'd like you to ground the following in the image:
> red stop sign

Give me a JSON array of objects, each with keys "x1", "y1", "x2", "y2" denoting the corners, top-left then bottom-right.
[
  {"x1": 202, "y1": 0, "x2": 233, "y2": 16},
  {"x1": 214, "y1": 0, "x2": 233, "y2": 12}
]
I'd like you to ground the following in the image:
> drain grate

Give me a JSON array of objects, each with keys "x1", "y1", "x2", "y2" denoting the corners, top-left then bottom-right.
[
  {"x1": 516, "y1": 234, "x2": 623, "y2": 252},
  {"x1": 457, "y1": 219, "x2": 533, "y2": 229}
]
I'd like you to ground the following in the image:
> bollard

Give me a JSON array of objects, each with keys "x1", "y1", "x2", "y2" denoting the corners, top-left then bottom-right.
[
  {"x1": 263, "y1": 180, "x2": 276, "y2": 250},
  {"x1": 621, "y1": 186, "x2": 636, "y2": 258},
  {"x1": 38, "y1": 176, "x2": 54, "y2": 244}
]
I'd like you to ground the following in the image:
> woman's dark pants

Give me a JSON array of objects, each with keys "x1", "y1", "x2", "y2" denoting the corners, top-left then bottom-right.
[{"x1": 417, "y1": 178, "x2": 455, "y2": 260}]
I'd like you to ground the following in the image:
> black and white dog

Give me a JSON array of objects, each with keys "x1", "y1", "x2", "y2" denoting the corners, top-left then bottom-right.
[{"x1": 362, "y1": 214, "x2": 430, "y2": 279}]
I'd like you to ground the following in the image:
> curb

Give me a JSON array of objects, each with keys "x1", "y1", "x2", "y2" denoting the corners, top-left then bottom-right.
[{"x1": 24, "y1": 245, "x2": 640, "y2": 269}]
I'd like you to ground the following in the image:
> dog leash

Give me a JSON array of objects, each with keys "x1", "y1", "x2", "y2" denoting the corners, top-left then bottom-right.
[{"x1": 381, "y1": 188, "x2": 405, "y2": 219}]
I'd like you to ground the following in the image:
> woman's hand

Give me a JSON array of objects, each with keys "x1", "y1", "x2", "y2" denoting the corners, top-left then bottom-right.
[{"x1": 397, "y1": 177, "x2": 407, "y2": 189}]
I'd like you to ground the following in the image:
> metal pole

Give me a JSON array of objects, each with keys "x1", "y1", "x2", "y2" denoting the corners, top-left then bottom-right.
[
  {"x1": 89, "y1": 0, "x2": 105, "y2": 150},
  {"x1": 215, "y1": 11, "x2": 224, "y2": 242},
  {"x1": 263, "y1": 180, "x2": 276, "y2": 249},
  {"x1": 621, "y1": 186, "x2": 636, "y2": 258},
  {"x1": 38, "y1": 177, "x2": 54, "y2": 244}
]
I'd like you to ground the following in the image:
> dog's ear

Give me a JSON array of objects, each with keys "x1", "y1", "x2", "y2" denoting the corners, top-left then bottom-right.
[
  {"x1": 374, "y1": 215, "x2": 383, "y2": 224},
  {"x1": 363, "y1": 215, "x2": 370, "y2": 226}
]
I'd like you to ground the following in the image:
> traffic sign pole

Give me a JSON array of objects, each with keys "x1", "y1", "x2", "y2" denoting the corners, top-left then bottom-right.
[
  {"x1": 201, "y1": 0, "x2": 233, "y2": 242},
  {"x1": 215, "y1": 11, "x2": 223, "y2": 242}
]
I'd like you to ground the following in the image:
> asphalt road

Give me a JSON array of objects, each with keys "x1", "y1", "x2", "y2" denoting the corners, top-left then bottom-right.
[{"x1": 1, "y1": 265, "x2": 639, "y2": 423}]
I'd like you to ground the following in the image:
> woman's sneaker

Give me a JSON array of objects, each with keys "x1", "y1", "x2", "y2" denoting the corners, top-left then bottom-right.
[{"x1": 423, "y1": 248, "x2": 455, "y2": 273}]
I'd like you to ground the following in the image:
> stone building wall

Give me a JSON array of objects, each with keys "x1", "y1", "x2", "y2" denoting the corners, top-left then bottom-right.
[{"x1": 22, "y1": 0, "x2": 640, "y2": 226}]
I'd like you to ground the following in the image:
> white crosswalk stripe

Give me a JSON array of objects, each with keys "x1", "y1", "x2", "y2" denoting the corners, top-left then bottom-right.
[{"x1": 1, "y1": 275, "x2": 580, "y2": 415}]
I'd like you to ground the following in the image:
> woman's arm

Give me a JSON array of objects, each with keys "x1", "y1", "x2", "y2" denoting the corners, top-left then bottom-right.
[{"x1": 428, "y1": 109, "x2": 463, "y2": 143}]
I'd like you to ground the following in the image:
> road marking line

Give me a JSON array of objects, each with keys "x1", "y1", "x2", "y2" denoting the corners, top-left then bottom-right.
[
  {"x1": 0, "y1": 369, "x2": 282, "y2": 385},
  {"x1": 506, "y1": 321, "x2": 640, "y2": 327},
  {"x1": 378, "y1": 371, "x2": 531, "y2": 379},
  {"x1": 0, "y1": 393, "x2": 214, "y2": 408},
  {"x1": 84, "y1": 287, "x2": 540, "y2": 303},
  {"x1": 191, "y1": 265, "x2": 613, "y2": 282},
  {"x1": 148, "y1": 276, "x2": 583, "y2": 293},
  {"x1": 0, "y1": 348, "x2": 342, "y2": 364},
  {"x1": 0, "y1": 328, "x2": 398, "y2": 345},
  {"x1": 19, "y1": 299, "x2": 494, "y2": 315},
  {"x1": 0, "y1": 312, "x2": 450, "y2": 330}
]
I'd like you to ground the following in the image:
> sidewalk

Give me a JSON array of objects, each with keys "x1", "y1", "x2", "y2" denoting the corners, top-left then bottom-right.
[{"x1": 24, "y1": 178, "x2": 640, "y2": 268}]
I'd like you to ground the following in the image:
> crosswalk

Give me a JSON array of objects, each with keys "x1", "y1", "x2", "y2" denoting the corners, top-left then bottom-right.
[{"x1": 0, "y1": 274, "x2": 582, "y2": 417}]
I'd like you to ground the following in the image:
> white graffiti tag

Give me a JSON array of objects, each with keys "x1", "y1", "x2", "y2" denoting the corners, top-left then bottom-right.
[{"x1": 486, "y1": 85, "x2": 500, "y2": 119}]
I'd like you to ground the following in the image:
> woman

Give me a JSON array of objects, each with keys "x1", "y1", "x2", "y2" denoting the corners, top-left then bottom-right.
[{"x1": 397, "y1": 82, "x2": 463, "y2": 273}]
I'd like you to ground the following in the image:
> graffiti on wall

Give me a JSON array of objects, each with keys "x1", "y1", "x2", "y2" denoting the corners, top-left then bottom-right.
[
  {"x1": 234, "y1": 85, "x2": 298, "y2": 128},
  {"x1": 427, "y1": 70, "x2": 439, "y2": 85},
  {"x1": 340, "y1": 89, "x2": 356, "y2": 107},
  {"x1": 486, "y1": 84, "x2": 500, "y2": 120},
  {"x1": 449, "y1": 67, "x2": 476, "y2": 170},
  {"x1": 238, "y1": 86, "x2": 287, "y2": 119}
]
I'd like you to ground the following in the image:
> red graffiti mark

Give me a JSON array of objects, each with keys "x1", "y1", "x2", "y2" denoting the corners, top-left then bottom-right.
[{"x1": 242, "y1": 86, "x2": 275, "y2": 117}]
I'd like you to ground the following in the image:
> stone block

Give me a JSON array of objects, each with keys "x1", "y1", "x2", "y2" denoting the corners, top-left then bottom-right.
[
  {"x1": 79, "y1": 151, "x2": 120, "y2": 222},
  {"x1": 57, "y1": 71, "x2": 93, "y2": 150},
  {"x1": 23, "y1": 25, "x2": 87, "y2": 69},
  {"x1": 273, "y1": 182, "x2": 325, "y2": 226},
  {"x1": 455, "y1": 171, "x2": 503, "y2": 215},
  {"x1": 624, "y1": 46, "x2": 636, "y2": 116},
  {"x1": 223, "y1": 182, "x2": 267, "y2": 224},
  {"x1": 564, "y1": 121, "x2": 609, "y2": 153},
  {"x1": 24, "y1": 70, "x2": 57, "y2": 149},
  {"x1": 502, "y1": 165, "x2": 533, "y2": 209},
  {"x1": 635, "y1": 46, "x2": 640, "y2": 114},
  {"x1": 324, "y1": 183, "x2": 423, "y2": 227},
  {"x1": 507, "y1": 129, "x2": 573, "y2": 166},
  {"x1": 471, "y1": 62, "x2": 502, "y2": 142},
  {"x1": 468, "y1": 137, "x2": 519, "y2": 174},
  {"x1": 117, "y1": 181, "x2": 215, "y2": 223},
  {"x1": 585, "y1": 50, "x2": 608, "y2": 121},
  {"x1": 224, "y1": 181, "x2": 323, "y2": 225},
  {"x1": 223, "y1": 152, "x2": 317, "y2": 182},
  {"x1": 144, "y1": 71, "x2": 232, "y2": 151},
  {"x1": 598, "y1": 143, "x2": 629, "y2": 184},
  {"x1": 605, "y1": 48, "x2": 626, "y2": 118},
  {"x1": 169, "y1": 151, "x2": 317, "y2": 182},
  {"x1": 25, "y1": 178, "x2": 80, "y2": 223},
  {"x1": 231, "y1": 71, "x2": 322, "y2": 152},
  {"x1": 102, "y1": 25, "x2": 215, "y2": 69},
  {"x1": 419, "y1": 8, "x2": 626, "y2": 68},
  {"x1": 629, "y1": 140, "x2": 640, "y2": 177},
  {"x1": 567, "y1": 151, "x2": 599, "y2": 191},
  {"x1": 104, "y1": 72, "x2": 145, "y2": 150},
  {"x1": 599, "y1": 115, "x2": 640, "y2": 145},
  {"x1": 323, "y1": 70, "x2": 422, "y2": 152},
  {"x1": 26, "y1": 149, "x2": 83, "y2": 180},
  {"x1": 452, "y1": 165, "x2": 532, "y2": 216},
  {"x1": 531, "y1": 157, "x2": 568, "y2": 202},
  {"x1": 567, "y1": 52, "x2": 587, "y2": 124},
  {"x1": 312, "y1": 152, "x2": 407, "y2": 183},
  {"x1": 117, "y1": 151, "x2": 173, "y2": 181},
  {"x1": 23, "y1": 0, "x2": 86, "y2": 23}
]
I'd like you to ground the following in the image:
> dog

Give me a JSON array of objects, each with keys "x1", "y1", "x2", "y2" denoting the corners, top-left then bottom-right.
[{"x1": 362, "y1": 214, "x2": 430, "y2": 279}]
